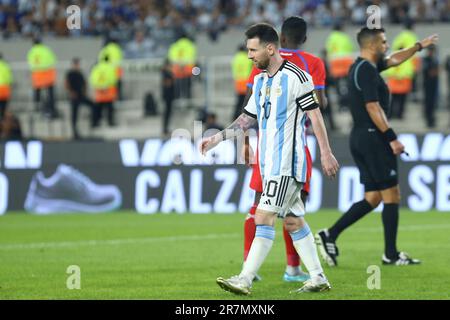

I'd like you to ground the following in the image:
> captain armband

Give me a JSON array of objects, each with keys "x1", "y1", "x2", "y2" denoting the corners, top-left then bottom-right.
[{"x1": 296, "y1": 91, "x2": 320, "y2": 111}]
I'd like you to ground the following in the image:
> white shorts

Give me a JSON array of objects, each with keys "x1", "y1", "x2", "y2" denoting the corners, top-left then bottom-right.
[{"x1": 258, "y1": 176, "x2": 305, "y2": 217}]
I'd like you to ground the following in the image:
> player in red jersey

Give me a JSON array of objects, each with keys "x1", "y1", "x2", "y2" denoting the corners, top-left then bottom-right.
[{"x1": 242, "y1": 16, "x2": 327, "y2": 282}]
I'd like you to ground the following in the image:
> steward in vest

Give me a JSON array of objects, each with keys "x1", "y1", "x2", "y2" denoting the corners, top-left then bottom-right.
[
  {"x1": 89, "y1": 55, "x2": 118, "y2": 127},
  {"x1": 383, "y1": 55, "x2": 414, "y2": 119},
  {"x1": 231, "y1": 44, "x2": 253, "y2": 120},
  {"x1": 0, "y1": 53, "x2": 13, "y2": 119},
  {"x1": 27, "y1": 37, "x2": 59, "y2": 118},
  {"x1": 392, "y1": 19, "x2": 420, "y2": 102},
  {"x1": 326, "y1": 23, "x2": 354, "y2": 79},
  {"x1": 168, "y1": 32, "x2": 197, "y2": 100},
  {"x1": 98, "y1": 38, "x2": 123, "y2": 100},
  {"x1": 326, "y1": 23, "x2": 354, "y2": 109}
]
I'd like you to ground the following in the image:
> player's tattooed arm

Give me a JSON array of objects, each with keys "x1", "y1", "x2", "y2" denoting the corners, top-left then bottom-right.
[
  {"x1": 200, "y1": 113, "x2": 257, "y2": 155},
  {"x1": 220, "y1": 113, "x2": 257, "y2": 141}
]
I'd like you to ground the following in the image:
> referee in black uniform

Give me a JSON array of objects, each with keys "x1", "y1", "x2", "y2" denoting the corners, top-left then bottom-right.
[{"x1": 316, "y1": 27, "x2": 438, "y2": 266}]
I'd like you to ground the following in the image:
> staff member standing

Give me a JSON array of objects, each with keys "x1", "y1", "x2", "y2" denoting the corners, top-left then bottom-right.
[
  {"x1": 316, "y1": 27, "x2": 438, "y2": 266},
  {"x1": 89, "y1": 55, "x2": 118, "y2": 127},
  {"x1": 231, "y1": 44, "x2": 253, "y2": 121},
  {"x1": 384, "y1": 53, "x2": 414, "y2": 119},
  {"x1": 326, "y1": 23, "x2": 354, "y2": 110},
  {"x1": 0, "y1": 53, "x2": 13, "y2": 120},
  {"x1": 65, "y1": 57, "x2": 94, "y2": 139},
  {"x1": 168, "y1": 33, "x2": 197, "y2": 101},
  {"x1": 98, "y1": 38, "x2": 123, "y2": 100},
  {"x1": 422, "y1": 45, "x2": 439, "y2": 128},
  {"x1": 27, "y1": 37, "x2": 58, "y2": 118},
  {"x1": 161, "y1": 58, "x2": 175, "y2": 136},
  {"x1": 392, "y1": 20, "x2": 420, "y2": 102}
]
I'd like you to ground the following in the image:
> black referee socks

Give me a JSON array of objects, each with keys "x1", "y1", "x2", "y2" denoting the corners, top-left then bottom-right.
[
  {"x1": 382, "y1": 203, "x2": 399, "y2": 259},
  {"x1": 328, "y1": 199, "x2": 373, "y2": 241}
]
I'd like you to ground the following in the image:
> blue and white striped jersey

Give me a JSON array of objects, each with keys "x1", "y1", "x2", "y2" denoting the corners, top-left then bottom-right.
[{"x1": 244, "y1": 60, "x2": 319, "y2": 182}]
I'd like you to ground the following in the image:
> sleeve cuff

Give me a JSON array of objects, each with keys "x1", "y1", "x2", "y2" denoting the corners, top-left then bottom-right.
[{"x1": 243, "y1": 109, "x2": 257, "y2": 119}]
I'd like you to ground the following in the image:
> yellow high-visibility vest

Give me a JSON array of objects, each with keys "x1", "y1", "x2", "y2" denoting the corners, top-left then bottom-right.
[
  {"x1": 98, "y1": 43, "x2": 123, "y2": 67},
  {"x1": 232, "y1": 51, "x2": 252, "y2": 94},
  {"x1": 0, "y1": 60, "x2": 13, "y2": 86},
  {"x1": 27, "y1": 44, "x2": 56, "y2": 71},
  {"x1": 89, "y1": 61, "x2": 117, "y2": 89},
  {"x1": 383, "y1": 60, "x2": 414, "y2": 80},
  {"x1": 392, "y1": 30, "x2": 418, "y2": 51},
  {"x1": 168, "y1": 38, "x2": 197, "y2": 65},
  {"x1": 326, "y1": 31, "x2": 354, "y2": 59}
]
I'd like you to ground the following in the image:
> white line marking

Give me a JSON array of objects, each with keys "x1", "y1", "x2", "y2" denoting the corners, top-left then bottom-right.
[
  {"x1": 0, "y1": 233, "x2": 241, "y2": 250},
  {"x1": 1, "y1": 224, "x2": 449, "y2": 251}
]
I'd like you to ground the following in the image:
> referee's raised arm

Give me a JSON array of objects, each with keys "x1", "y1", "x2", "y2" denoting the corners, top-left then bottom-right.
[{"x1": 384, "y1": 34, "x2": 439, "y2": 68}]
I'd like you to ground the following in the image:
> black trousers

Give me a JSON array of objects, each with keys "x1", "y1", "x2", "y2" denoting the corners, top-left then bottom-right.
[
  {"x1": 117, "y1": 79, "x2": 123, "y2": 100},
  {"x1": 322, "y1": 89, "x2": 337, "y2": 131},
  {"x1": 424, "y1": 84, "x2": 438, "y2": 128},
  {"x1": 0, "y1": 100, "x2": 8, "y2": 120},
  {"x1": 34, "y1": 86, "x2": 57, "y2": 117},
  {"x1": 93, "y1": 101, "x2": 115, "y2": 127},
  {"x1": 334, "y1": 77, "x2": 349, "y2": 110},
  {"x1": 70, "y1": 95, "x2": 95, "y2": 138},
  {"x1": 233, "y1": 94, "x2": 246, "y2": 121},
  {"x1": 389, "y1": 93, "x2": 408, "y2": 119},
  {"x1": 162, "y1": 97, "x2": 173, "y2": 135},
  {"x1": 174, "y1": 77, "x2": 192, "y2": 100}
]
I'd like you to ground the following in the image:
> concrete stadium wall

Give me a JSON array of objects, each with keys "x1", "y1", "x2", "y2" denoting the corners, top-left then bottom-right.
[{"x1": 2, "y1": 23, "x2": 450, "y2": 62}]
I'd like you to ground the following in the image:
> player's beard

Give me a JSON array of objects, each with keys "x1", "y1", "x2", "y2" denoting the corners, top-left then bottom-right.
[
  {"x1": 377, "y1": 51, "x2": 386, "y2": 63},
  {"x1": 255, "y1": 57, "x2": 270, "y2": 70}
]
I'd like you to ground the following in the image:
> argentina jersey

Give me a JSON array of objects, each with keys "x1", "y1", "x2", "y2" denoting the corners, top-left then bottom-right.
[{"x1": 243, "y1": 60, "x2": 319, "y2": 182}]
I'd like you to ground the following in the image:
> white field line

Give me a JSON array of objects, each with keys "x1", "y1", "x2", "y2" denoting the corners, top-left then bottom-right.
[
  {"x1": 0, "y1": 233, "x2": 241, "y2": 250},
  {"x1": 1, "y1": 224, "x2": 450, "y2": 251}
]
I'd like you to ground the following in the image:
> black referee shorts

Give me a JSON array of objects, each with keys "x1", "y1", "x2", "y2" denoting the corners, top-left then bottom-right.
[{"x1": 350, "y1": 127, "x2": 399, "y2": 192}]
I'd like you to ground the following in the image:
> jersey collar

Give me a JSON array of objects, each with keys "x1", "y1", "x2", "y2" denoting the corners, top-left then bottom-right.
[{"x1": 268, "y1": 60, "x2": 287, "y2": 78}]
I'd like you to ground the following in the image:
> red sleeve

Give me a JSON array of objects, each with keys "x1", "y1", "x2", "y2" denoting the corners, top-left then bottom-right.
[
  {"x1": 311, "y1": 58, "x2": 326, "y2": 89},
  {"x1": 246, "y1": 66, "x2": 262, "y2": 88}
]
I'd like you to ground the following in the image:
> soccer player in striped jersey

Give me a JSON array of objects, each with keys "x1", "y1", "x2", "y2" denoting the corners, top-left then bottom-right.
[
  {"x1": 243, "y1": 16, "x2": 327, "y2": 283},
  {"x1": 200, "y1": 23, "x2": 339, "y2": 294}
]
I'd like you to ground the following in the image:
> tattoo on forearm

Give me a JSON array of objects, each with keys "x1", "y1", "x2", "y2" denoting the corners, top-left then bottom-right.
[{"x1": 220, "y1": 113, "x2": 256, "y2": 141}]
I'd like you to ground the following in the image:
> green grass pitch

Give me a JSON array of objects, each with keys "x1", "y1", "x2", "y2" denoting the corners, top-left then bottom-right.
[{"x1": 0, "y1": 210, "x2": 449, "y2": 300}]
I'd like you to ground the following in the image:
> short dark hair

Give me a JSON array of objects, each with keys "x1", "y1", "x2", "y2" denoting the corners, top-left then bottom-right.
[
  {"x1": 245, "y1": 23, "x2": 279, "y2": 46},
  {"x1": 357, "y1": 27, "x2": 385, "y2": 48},
  {"x1": 282, "y1": 16, "x2": 307, "y2": 45}
]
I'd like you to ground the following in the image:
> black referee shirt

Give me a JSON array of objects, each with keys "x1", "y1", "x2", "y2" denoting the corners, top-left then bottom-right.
[{"x1": 347, "y1": 57, "x2": 390, "y2": 128}]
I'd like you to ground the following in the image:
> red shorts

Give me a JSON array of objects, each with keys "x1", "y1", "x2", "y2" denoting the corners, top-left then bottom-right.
[{"x1": 250, "y1": 145, "x2": 312, "y2": 194}]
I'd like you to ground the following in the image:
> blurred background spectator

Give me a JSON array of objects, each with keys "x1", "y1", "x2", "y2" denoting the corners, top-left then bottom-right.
[
  {"x1": 0, "y1": 110, "x2": 22, "y2": 140},
  {"x1": 65, "y1": 57, "x2": 94, "y2": 139},
  {"x1": 0, "y1": 0, "x2": 449, "y2": 140},
  {"x1": 1, "y1": 1, "x2": 449, "y2": 53},
  {"x1": 422, "y1": 44, "x2": 439, "y2": 128}
]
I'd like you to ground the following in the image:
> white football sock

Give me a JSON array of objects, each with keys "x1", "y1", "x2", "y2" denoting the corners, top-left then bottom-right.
[
  {"x1": 285, "y1": 265, "x2": 301, "y2": 276},
  {"x1": 240, "y1": 225, "x2": 275, "y2": 284},
  {"x1": 290, "y1": 223, "x2": 324, "y2": 278}
]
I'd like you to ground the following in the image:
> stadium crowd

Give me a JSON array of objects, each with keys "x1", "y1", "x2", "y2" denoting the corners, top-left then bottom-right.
[
  {"x1": 0, "y1": 0, "x2": 449, "y2": 141},
  {"x1": 1, "y1": 0, "x2": 450, "y2": 58}
]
